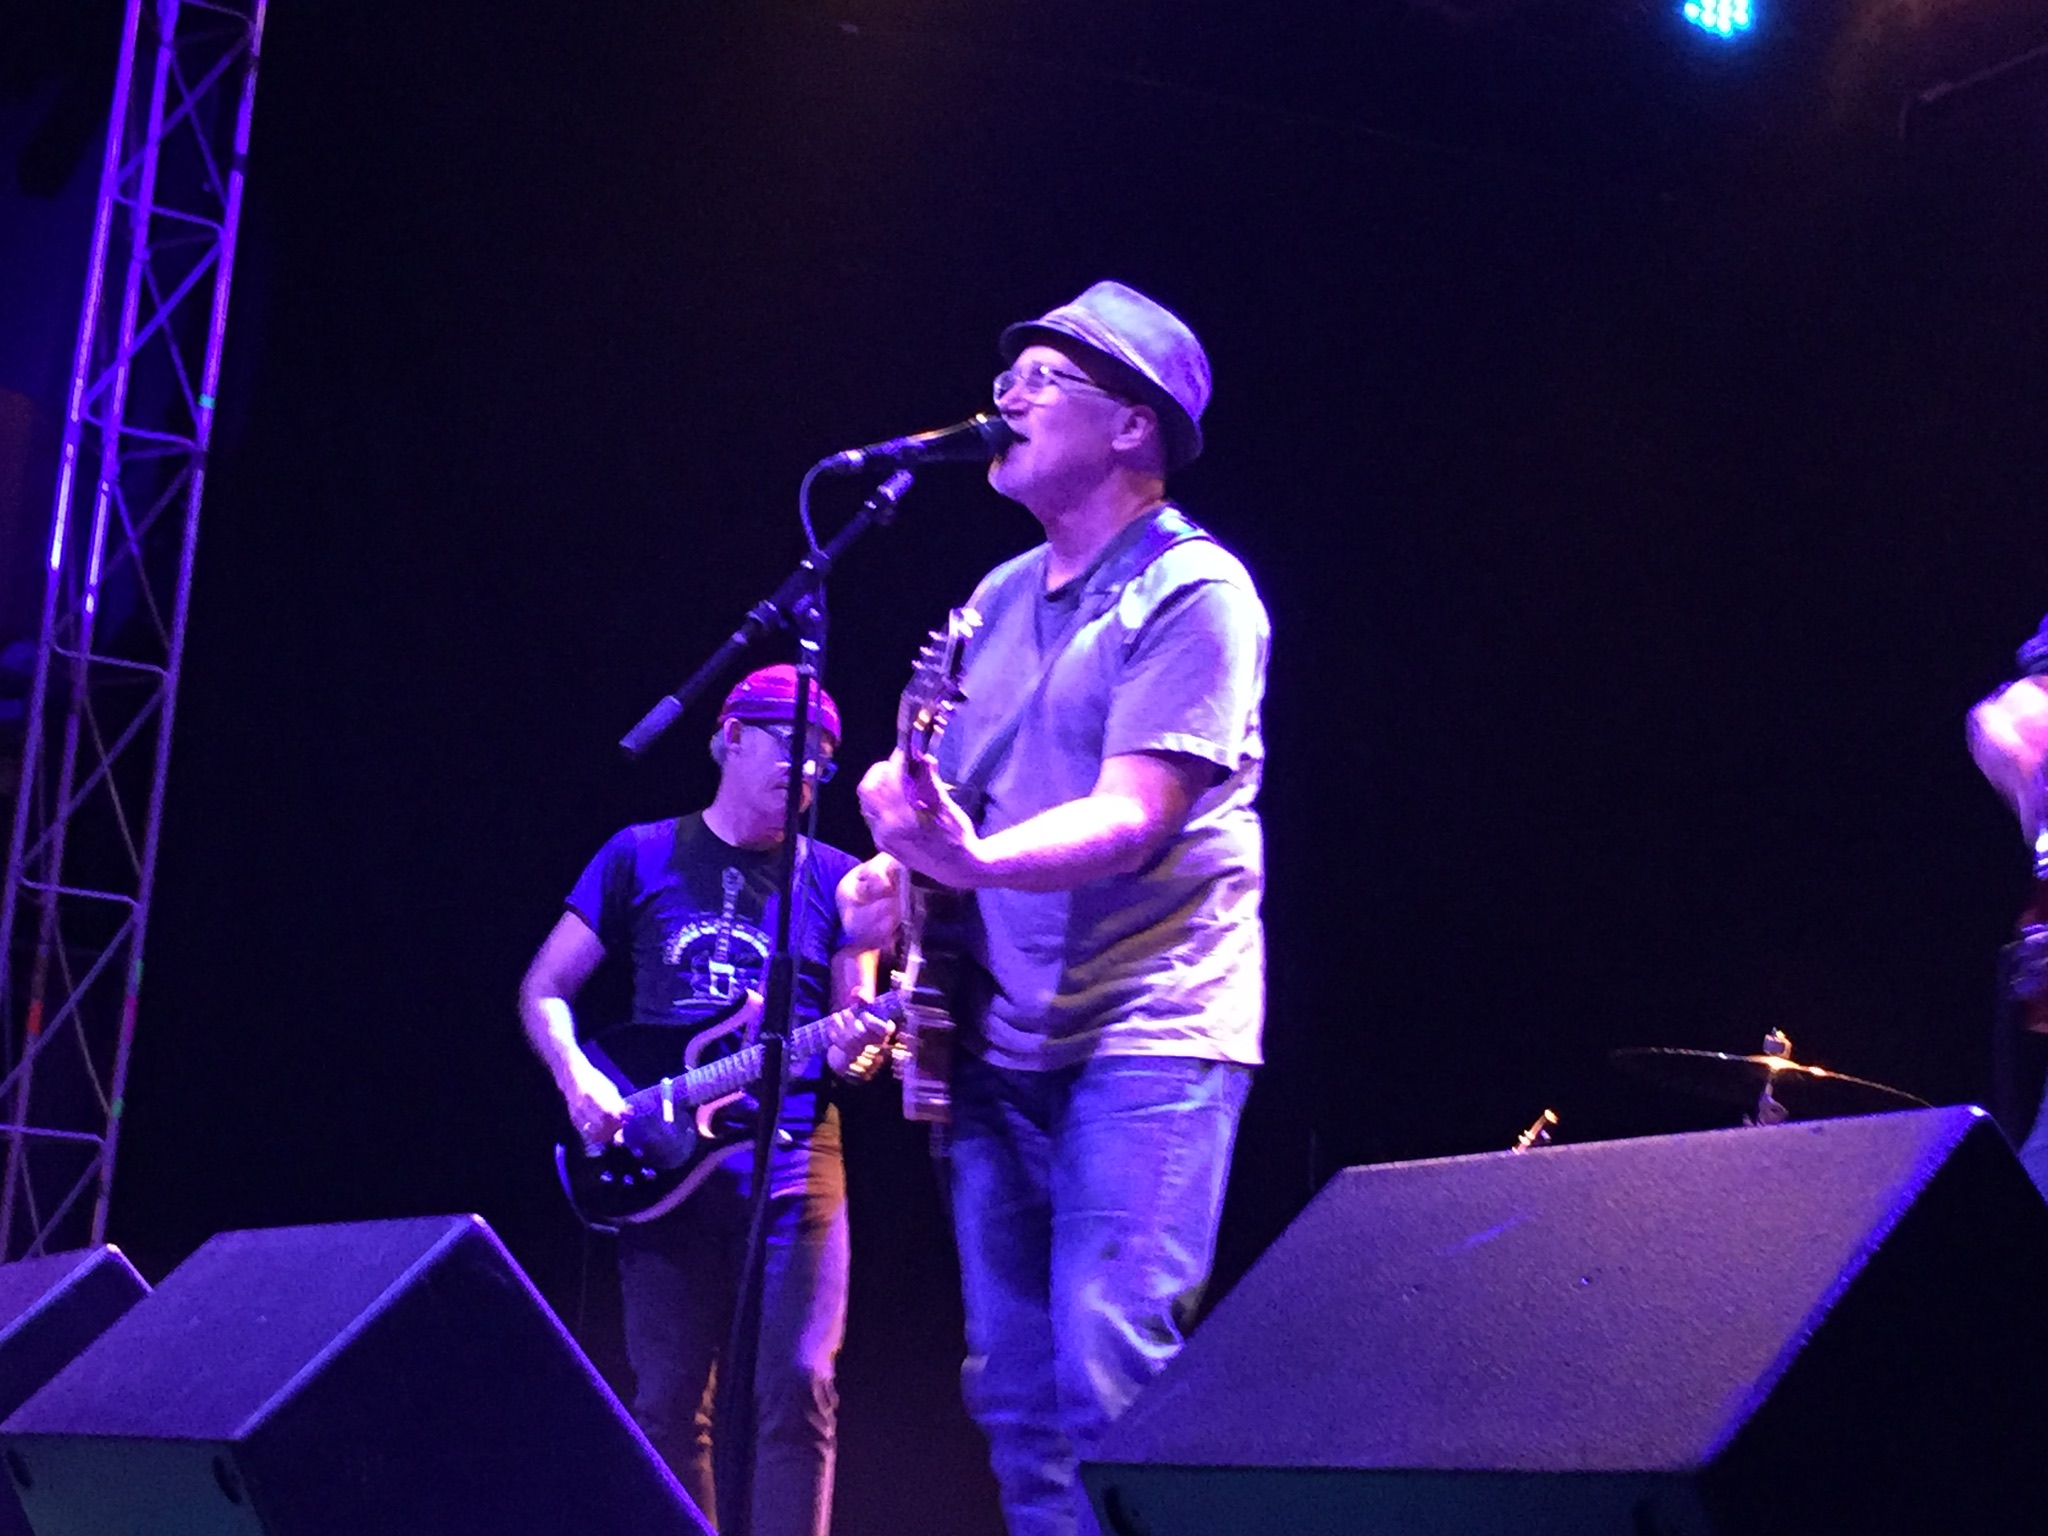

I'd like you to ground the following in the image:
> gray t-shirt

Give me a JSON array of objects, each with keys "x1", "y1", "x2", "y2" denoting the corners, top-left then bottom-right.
[{"x1": 934, "y1": 506, "x2": 1268, "y2": 1071}]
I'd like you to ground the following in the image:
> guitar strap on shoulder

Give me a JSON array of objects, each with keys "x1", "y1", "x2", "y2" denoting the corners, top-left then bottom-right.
[{"x1": 950, "y1": 506, "x2": 1211, "y2": 803}]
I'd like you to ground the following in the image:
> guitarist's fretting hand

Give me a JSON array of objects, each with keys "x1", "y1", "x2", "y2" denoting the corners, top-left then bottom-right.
[
  {"x1": 858, "y1": 750, "x2": 984, "y2": 888},
  {"x1": 823, "y1": 983, "x2": 903, "y2": 1082},
  {"x1": 831, "y1": 1018, "x2": 898, "y2": 1084},
  {"x1": 665, "y1": 989, "x2": 896, "y2": 1090},
  {"x1": 827, "y1": 853, "x2": 903, "y2": 1081}
]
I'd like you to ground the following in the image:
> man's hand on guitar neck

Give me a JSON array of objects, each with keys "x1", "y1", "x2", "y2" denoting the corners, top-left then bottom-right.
[
  {"x1": 829, "y1": 1004, "x2": 900, "y2": 1083},
  {"x1": 829, "y1": 853, "x2": 897, "y2": 1082},
  {"x1": 857, "y1": 751, "x2": 983, "y2": 888}
]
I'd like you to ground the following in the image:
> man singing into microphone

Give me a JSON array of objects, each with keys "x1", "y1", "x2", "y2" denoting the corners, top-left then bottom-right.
[{"x1": 859, "y1": 281, "x2": 1269, "y2": 1536}]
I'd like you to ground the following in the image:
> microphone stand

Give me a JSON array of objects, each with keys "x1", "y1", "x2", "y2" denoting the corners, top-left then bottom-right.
[
  {"x1": 615, "y1": 469, "x2": 914, "y2": 1536},
  {"x1": 712, "y1": 601, "x2": 819, "y2": 1536}
]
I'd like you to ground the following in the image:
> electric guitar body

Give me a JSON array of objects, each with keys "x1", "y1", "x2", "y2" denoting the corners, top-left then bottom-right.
[{"x1": 556, "y1": 990, "x2": 899, "y2": 1231}]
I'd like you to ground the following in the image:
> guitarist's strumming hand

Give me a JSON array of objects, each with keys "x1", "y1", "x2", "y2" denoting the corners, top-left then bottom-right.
[
  {"x1": 519, "y1": 911, "x2": 635, "y2": 1154},
  {"x1": 858, "y1": 750, "x2": 985, "y2": 888},
  {"x1": 576, "y1": 987, "x2": 765, "y2": 1151},
  {"x1": 561, "y1": 1051, "x2": 630, "y2": 1154}
]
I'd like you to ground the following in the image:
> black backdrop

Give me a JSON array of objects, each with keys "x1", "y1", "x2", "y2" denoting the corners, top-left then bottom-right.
[{"x1": 8, "y1": 2, "x2": 2048, "y2": 1532}]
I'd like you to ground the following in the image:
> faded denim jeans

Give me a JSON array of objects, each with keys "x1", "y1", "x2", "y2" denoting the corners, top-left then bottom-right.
[
  {"x1": 616, "y1": 1144, "x2": 848, "y2": 1536},
  {"x1": 949, "y1": 1051, "x2": 1253, "y2": 1536}
]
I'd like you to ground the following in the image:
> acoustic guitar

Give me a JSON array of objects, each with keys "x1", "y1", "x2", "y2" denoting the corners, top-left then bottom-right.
[{"x1": 890, "y1": 608, "x2": 982, "y2": 1128}]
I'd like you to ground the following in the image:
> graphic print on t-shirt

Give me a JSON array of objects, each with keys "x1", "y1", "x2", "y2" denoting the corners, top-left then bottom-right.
[{"x1": 666, "y1": 865, "x2": 770, "y2": 1012}]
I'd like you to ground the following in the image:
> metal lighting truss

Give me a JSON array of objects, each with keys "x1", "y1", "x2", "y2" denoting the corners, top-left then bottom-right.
[{"x1": 0, "y1": 0, "x2": 266, "y2": 1257}]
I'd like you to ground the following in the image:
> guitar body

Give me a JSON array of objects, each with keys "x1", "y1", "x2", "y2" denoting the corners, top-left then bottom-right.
[
  {"x1": 556, "y1": 993, "x2": 898, "y2": 1231},
  {"x1": 895, "y1": 877, "x2": 966, "y2": 1124},
  {"x1": 556, "y1": 1004, "x2": 770, "y2": 1231},
  {"x1": 889, "y1": 609, "x2": 984, "y2": 1128},
  {"x1": 554, "y1": 1117, "x2": 751, "y2": 1234}
]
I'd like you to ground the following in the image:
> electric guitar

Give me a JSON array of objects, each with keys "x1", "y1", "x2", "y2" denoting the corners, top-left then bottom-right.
[
  {"x1": 890, "y1": 607, "x2": 982, "y2": 1129},
  {"x1": 555, "y1": 989, "x2": 902, "y2": 1231}
]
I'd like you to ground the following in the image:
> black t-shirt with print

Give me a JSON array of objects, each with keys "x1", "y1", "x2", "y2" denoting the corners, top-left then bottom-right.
[{"x1": 565, "y1": 813, "x2": 856, "y2": 1135}]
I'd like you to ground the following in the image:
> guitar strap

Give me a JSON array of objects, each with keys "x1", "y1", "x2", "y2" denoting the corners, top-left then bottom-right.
[{"x1": 948, "y1": 505, "x2": 1211, "y2": 806}]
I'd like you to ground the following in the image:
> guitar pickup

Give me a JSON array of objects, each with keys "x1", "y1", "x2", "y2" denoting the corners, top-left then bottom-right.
[{"x1": 660, "y1": 1077, "x2": 675, "y2": 1124}]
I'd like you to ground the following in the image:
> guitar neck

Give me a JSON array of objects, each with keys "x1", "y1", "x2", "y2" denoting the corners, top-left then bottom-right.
[{"x1": 648, "y1": 999, "x2": 886, "y2": 1110}]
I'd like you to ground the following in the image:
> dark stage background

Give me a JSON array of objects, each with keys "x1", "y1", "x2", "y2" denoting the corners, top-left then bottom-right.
[{"x1": 5, "y1": 2, "x2": 2048, "y2": 1531}]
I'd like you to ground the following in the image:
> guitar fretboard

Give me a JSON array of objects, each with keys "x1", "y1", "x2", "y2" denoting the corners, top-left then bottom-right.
[{"x1": 631, "y1": 998, "x2": 894, "y2": 1113}]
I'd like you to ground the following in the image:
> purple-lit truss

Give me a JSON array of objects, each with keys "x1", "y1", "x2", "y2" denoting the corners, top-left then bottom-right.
[{"x1": 0, "y1": 0, "x2": 267, "y2": 1258}]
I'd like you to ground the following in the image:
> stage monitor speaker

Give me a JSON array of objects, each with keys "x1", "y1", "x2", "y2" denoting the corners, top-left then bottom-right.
[
  {"x1": 1082, "y1": 1106, "x2": 2048, "y2": 1536},
  {"x1": 0, "y1": 1247, "x2": 148, "y2": 1536},
  {"x1": 0, "y1": 1214, "x2": 711, "y2": 1536}
]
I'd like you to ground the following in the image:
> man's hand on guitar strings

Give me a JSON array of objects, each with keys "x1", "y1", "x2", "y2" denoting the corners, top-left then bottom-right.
[
  {"x1": 857, "y1": 749, "x2": 984, "y2": 887},
  {"x1": 563, "y1": 1054, "x2": 629, "y2": 1153}
]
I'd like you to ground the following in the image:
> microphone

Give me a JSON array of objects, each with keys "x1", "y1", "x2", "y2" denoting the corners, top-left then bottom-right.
[{"x1": 815, "y1": 412, "x2": 1017, "y2": 475}]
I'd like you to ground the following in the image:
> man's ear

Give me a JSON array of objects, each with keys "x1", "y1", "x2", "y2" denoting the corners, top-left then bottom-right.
[
  {"x1": 1110, "y1": 402, "x2": 1160, "y2": 455},
  {"x1": 709, "y1": 718, "x2": 741, "y2": 767},
  {"x1": 1110, "y1": 403, "x2": 1168, "y2": 475}
]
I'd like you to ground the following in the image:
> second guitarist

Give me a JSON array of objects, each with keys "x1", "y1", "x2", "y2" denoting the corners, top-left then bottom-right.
[{"x1": 519, "y1": 665, "x2": 894, "y2": 1536}]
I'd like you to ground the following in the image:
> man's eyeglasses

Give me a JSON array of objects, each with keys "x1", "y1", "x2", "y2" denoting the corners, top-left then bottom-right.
[
  {"x1": 753, "y1": 722, "x2": 838, "y2": 783},
  {"x1": 992, "y1": 360, "x2": 1127, "y2": 407}
]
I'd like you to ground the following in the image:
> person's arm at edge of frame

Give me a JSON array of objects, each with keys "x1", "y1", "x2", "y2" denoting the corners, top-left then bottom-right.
[{"x1": 1969, "y1": 675, "x2": 2048, "y2": 840}]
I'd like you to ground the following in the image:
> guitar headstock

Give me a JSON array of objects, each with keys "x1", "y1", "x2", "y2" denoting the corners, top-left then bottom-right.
[{"x1": 897, "y1": 607, "x2": 981, "y2": 760}]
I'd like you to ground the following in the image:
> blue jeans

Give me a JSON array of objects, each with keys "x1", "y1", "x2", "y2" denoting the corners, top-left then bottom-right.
[
  {"x1": 949, "y1": 1051, "x2": 1253, "y2": 1536},
  {"x1": 616, "y1": 1135, "x2": 848, "y2": 1536}
]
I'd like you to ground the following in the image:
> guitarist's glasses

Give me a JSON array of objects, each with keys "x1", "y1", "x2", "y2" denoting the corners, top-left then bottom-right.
[{"x1": 753, "y1": 722, "x2": 839, "y2": 783}]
